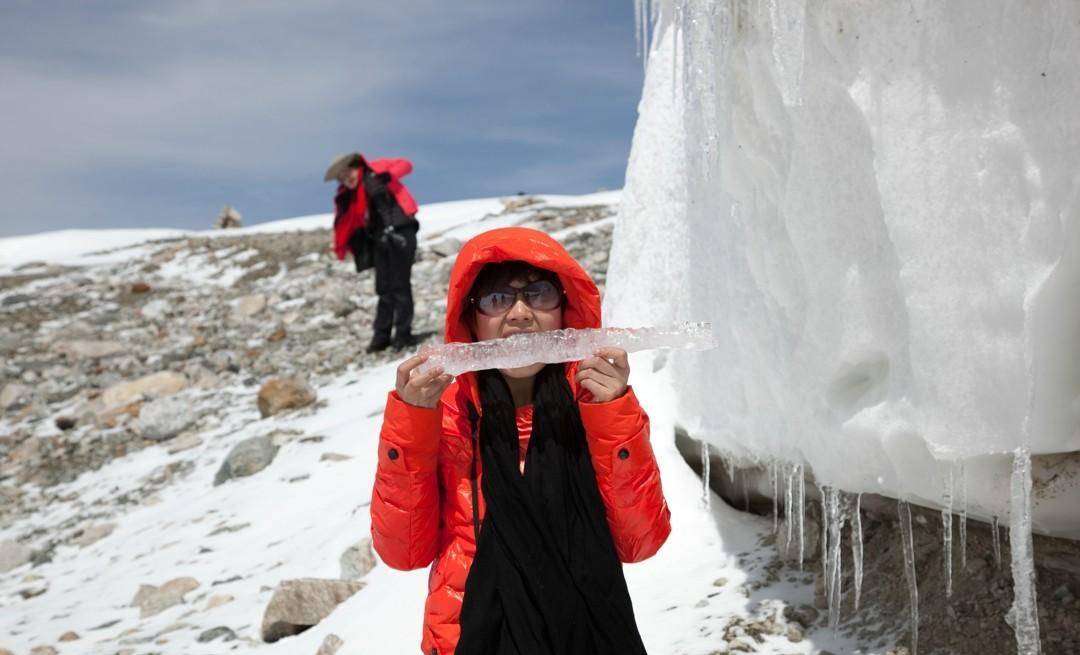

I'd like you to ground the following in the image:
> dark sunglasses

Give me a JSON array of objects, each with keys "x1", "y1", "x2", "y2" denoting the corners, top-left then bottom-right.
[{"x1": 471, "y1": 280, "x2": 564, "y2": 317}]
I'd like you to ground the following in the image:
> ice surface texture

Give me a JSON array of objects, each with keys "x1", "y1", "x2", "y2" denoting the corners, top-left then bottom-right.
[
  {"x1": 416, "y1": 323, "x2": 717, "y2": 376},
  {"x1": 608, "y1": 0, "x2": 1080, "y2": 537}
]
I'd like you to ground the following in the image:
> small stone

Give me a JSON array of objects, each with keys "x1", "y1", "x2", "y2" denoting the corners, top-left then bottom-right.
[
  {"x1": 141, "y1": 298, "x2": 171, "y2": 321},
  {"x1": 205, "y1": 593, "x2": 234, "y2": 609},
  {"x1": 131, "y1": 576, "x2": 200, "y2": 618},
  {"x1": 430, "y1": 238, "x2": 463, "y2": 258},
  {"x1": 74, "y1": 523, "x2": 116, "y2": 548},
  {"x1": 235, "y1": 294, "x2": 267, "y2": 318},
  {"x1": 0, "y1": 539, "x2": 33, "y2": 573},
  {"x1": 316, "y1": 633, "x2": 345, "y2": 655},
  {"x1": 257, "y1": 377, "x2": 316, "y2": 418},
  {"x1": 29, "y1": 647, "x2": 58, "y2": 655},
  {"x1": 166, "y1": 434, "x2": 204, "y2": 455},
  {"x1": 130, "y1": 282, "x2": 152, "y2": 293},
  {"x1": 53, "y1": 340, "x2": 125, "y2": 359},
  {"x1": 268, "y1": 325, "x2": 287, "y2": 342},
  {"x1": 58, "y1": 631, "x2": 80, "y2": 641},
  {"x1": 786, "y1": 624, "x2": 803, "y2": 642},
  {"x1": 260, "y1": 578, "x2": 364, "y2": 643},
  {"x1": 0, "y1": 383, "x2": 30, "y2": 411},
  {"x1": 320, "y1": 452, "x2": 352, "y2": 462},
  {"x1": 137, "y1": 396, "x2": 194, "y2": 441},
  {"x1": 197, "y1": 626, "x2": 236, "y2": 643},
  {"x1": 102, "y1": 371, "x2": 187, "y2": 409},
  {"x1": 339, "y1": 539, "x2": 376, "y2": 581},
  {"x1": 54, "y1": 416, "x2": 77, "y2": 431},
  {"x1": 214, "y1": 436, "x2": 279, "y2": 486}
]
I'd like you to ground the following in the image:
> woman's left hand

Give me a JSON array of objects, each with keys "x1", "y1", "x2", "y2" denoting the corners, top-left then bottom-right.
[{"x1": 576, "y1": 347, "x2": 630, "y2": 403}]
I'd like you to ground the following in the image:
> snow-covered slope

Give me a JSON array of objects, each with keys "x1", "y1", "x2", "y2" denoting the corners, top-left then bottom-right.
[{"x1": 0, "y1": 192, "x2": 875, "y2": 654}]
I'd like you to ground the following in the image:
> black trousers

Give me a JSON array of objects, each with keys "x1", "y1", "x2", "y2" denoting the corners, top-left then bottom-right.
[{"x1": 372, "y1": 225, "x2": 417, "y2": 341}]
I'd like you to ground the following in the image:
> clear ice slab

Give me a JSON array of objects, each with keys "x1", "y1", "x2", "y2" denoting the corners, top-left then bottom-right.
[{"x1": 416, "y1": 322, "x2": 717, "y2": 376}]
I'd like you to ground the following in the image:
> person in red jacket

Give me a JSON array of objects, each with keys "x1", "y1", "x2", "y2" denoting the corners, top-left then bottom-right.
[
  {"x1": 370, "y1": 227, "x2": 671, "y2": 654},
  {"x1": 326, "y1": 152, "x2": 422, "y2": 352}
]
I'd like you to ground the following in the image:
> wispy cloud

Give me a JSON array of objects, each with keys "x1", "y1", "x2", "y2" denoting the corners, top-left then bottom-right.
[{"x1": 0, "y1": 1, "x2": 641, "y2": 236}]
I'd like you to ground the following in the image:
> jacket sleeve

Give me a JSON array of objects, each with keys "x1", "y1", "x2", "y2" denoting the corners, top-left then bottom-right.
[
  {"x1": 579, "y1": 387, "x2": 671, "y2": 563},
  {"x1": 370, "y1": 391, "x2": 441, "y2": 570},
  {"x1": 381, "y1": 158, "x2": 414, "y2": 180}
]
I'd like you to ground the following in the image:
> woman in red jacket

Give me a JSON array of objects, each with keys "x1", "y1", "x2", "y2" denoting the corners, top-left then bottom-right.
[
  {"x1": 326, "y1": 152, "x2": 422, "y2": 352},
  {"x1": 370, "y1": 227, "x2": 670, "y2": 654}
]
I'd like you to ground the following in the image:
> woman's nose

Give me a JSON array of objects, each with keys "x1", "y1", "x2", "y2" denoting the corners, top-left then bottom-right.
[{"x1": 505, "y1": 298, "x2": 533, "y2": 324}]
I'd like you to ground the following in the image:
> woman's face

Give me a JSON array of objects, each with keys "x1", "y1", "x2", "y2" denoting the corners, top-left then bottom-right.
[
  {"x1": 473, "y1": 276, "x2": 563, "y2": 379},
  {"x1": 339, "y1": 167, "x2": 360, "y2": 190}
]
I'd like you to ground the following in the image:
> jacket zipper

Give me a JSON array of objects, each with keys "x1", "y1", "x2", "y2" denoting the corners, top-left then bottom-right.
[{"x1": 467, "y1": 402, "x2": 481, "y2": 545}]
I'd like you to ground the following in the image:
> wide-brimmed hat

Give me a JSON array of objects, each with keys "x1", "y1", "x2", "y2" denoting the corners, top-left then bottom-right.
[{"x1": 323, "y1": 152, "x2": 365, "y2": 182}]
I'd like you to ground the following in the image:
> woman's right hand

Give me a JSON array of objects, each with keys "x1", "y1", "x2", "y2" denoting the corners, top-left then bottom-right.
[{"x1": 396, "y1": 355, "x2": 454, "y2": 409}]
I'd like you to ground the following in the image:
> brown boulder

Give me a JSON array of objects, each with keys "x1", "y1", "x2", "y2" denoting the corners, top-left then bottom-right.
[{"x1": 257, "y1": 378, "x2": 316, "y2": 418}]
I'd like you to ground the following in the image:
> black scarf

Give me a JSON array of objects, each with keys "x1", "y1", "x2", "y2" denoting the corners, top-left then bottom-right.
[{"x1": 456, "y1": 365, "x2": 648, "y2": 655}]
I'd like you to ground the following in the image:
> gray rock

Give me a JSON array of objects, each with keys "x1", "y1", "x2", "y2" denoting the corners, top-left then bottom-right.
[
  {"x1": 197, "y1": 626, "x2": 237, "y2": 643},
  {"x1": 260, "y1": 578, "x2": 364, "y2": 643},
  {"x1": 137, "y1": 396, "x2": 194, "y2": 441},
  {"x1": 214, "y1": 436, "x2": 279, "y2": 486},
  {"x1": 73, "y1": 522, "x2": 116, "y2": 548},
  {"x1": 131, "y1": 576, "x2": 200, "y2": 618},
  {"x1": 1, "y1": 293, "x2": 31, "y2": 307},
  {"x1": 0, "y1": 539, "x2": 32, "y2": 573},
  {"x1": 339, "y1": 538, "x2": 376, "y2": 580},
  {"x1": 429, "y1": 237, "x2": 463, "y2": 258}
]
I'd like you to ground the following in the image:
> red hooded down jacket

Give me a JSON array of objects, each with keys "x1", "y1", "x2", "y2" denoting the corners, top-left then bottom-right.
[
  {"x1": 370, "y1": 227, "x2": 671, "y2": 654},
  {"x1": 333, "y1": 156, "x2": 420, "y2": 260}
]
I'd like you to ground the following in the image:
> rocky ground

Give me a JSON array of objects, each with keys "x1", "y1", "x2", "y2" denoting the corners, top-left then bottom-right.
[{"x1": 0, "y1": 197, "x2": 615, "y2": 655}]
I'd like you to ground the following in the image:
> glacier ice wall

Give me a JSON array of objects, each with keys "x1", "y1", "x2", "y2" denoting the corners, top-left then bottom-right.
[{"x1": 606, "y1": 1, "x2": 1080, "y2": 537}]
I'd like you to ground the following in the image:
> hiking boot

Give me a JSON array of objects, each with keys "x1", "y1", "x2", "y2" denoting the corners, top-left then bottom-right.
[
  {"x1": 366, "y1": 335, "x2": 392, "y2": 353},
  {"x1": 391, "y1": 333, "x2": 423, "y2": 351}
]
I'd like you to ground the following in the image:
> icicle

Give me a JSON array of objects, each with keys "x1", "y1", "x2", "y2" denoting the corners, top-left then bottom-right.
[
  {"x1": 819, "y1": 487, "x2": 828, "y2": 579},
  {"x1": 771, "y1": 461, "x2": 780, "y2": 535},
  {"x1": 1007, "y1": 445, "x2": 1041, "y2": 654},
  {"x1": 852, "y1": 493, "x2": 864, "y2": 613},
  {"x1": 992, "y1": 515, "x2": 1002, "y2": 570},
  {"x1": 898, "y1": 500, "x2": 919, "y2": 655},
  {"x1": 700, "y1": 440, "x2": 711, "y2": 509},
  {"x1": 727, "y1": 458, "x2": 736, "y2": 486},
  {"x1": 417, "y1": 323, "x2": 717, "y2": 375},
  {"x1": 942, "y1": 464, "x2": 954, "y2": 598},
  {"x1": 795, "y1": 464, "x2": 805, "y2": 571},
  {"x1": 957, "y1": 460, "x2": 967, "y2": 572},
  {"x1": 784, "y1": 463, "x2": 794, "y2": 551},
  {"x1": 742, "y1": 472, "x2": 750, "y2": 512},
  {"x1": 825, "y1": 487, "x2": 845, "y2": 629}
]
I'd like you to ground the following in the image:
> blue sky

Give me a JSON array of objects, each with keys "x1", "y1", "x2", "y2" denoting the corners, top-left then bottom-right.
[{"x1": 0, "y1": 1, "x2": 643, "y2": 237}]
